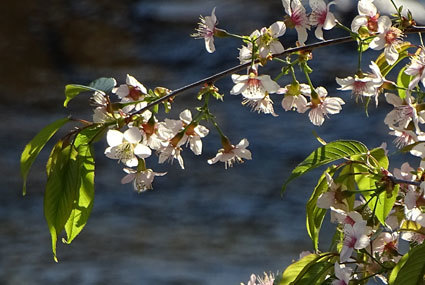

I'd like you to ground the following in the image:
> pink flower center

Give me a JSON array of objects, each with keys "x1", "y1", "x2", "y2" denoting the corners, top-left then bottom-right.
[
  {"x1": 353, "y1": 80, "x2": 367, "y2": 96},
  {"x1": 344, "y1": 236, "x2": 357, "y2": 249},
  {"x1": 291, "y1": 7, "x2": 305, "y2": 26},
  {"x1": 344, "y1": 216, "x2": 356, "y2": 226},
  {"x1": 367, "y1": 15, "x2": 379, "y2": 32},
  {"x1": 385, "y1": 27, "x2": 402, "y2": 45},
  {"x1": 318, "y1": 10, "x2": 327, "y2": 25}
]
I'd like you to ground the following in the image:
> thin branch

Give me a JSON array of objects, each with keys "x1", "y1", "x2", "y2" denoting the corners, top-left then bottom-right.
[{"x1": 133, "y1": 26, "x2": 425, "y2": 116}]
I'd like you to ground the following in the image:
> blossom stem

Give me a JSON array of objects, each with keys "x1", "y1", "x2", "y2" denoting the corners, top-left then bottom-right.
[
  {"x1": 390, "y1": 0, "x2": 402, "y2": 19},
  {"x1": 132, "y1": 26, "x2": 425, "y2": 116}
]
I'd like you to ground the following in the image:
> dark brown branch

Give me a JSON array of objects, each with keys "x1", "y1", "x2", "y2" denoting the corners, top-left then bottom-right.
[{"x1": 134, "y1": 26, "x2": 425, "y2": 116}]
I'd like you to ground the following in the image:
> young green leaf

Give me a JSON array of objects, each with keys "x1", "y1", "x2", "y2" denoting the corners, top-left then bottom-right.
[
  {"x1": 306, "y1": 166, "x2": 337, "y2": 251},
  {"x1": 397, "y1": 66, "x2": 413, "y2": 100},
  {"x1": 64, "y1": 144, "x2": 95, "y2": 244},
  {"x1": 282, "y1": 140, "x2": 368, "y2": 194},
  {"x1": 20, "y1": 117, "x2": 70, "y2": 195},
  {"x1": 44, "y1": 143, "x2": 81, "y2": 262},
  {"x1": 64, "y1": 77, "x2": 116, "y2": 107},
  {"x1": 295, "y1": 261, "x2": 333, "y2": 285},
  {"x1": 389, "y1": 243, "x2": 425, "y2": 285}
]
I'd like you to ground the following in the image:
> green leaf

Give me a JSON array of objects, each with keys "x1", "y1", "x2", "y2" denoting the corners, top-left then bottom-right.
[
  {"x1": 282, "y1": 140, "x2": 369, "y2": 194},
  {"x1": 279, "y1": 253, "x2": 333, "y2": 285},
  {"x1": 397, "y1": 66, "x2": 413, "y2": 100},
  {"x1": 373, "y1": 184, "x2": 400, "y2": 226},
  {"x1": 295, "y1": 261, "x2": 333, "y2": 285},
  {"x1": 44, "y1": 143, "x2": 81, "y2": 262},
  {"x1": 376, "y1": 42, "x2": 412, "y2": 76},
  {"x1": 389, "y1": 243, "x2": 425, "y2": 285},
  {"x1": 64, "y1": 144, "x2": 95, "y2": 244},
  {"x1": 64, "y1": 77, "x2": 116, "y2": 107},
  {"x1": 306, "y1": 166, "x2": 337, "y2": 251},
  {"x1": 20, "y1": 117, "x2": 70, "y2": 195}
]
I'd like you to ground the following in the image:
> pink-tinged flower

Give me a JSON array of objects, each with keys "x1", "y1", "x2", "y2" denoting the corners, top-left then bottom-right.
[
  {"x1": 372, "y1": 232, "x2": 399, "y2": 261},
  {"x1": 351, "y1": 0, "x2": 380, "y2": 33},
  {"x1": 158, "y1": 143, "x2": 185, "y2": 169},
  {"x1": 279, "y1": 83, "x2": 310, "y2": 113},
  {"x1": 331, "y1": 263, "x2": 352, "y2": 285},
  {"x1": 309, "y1": 0, "x2": 337, "y2": 40},
  {"x1": 255, "y1": 21, "x2": 286, "y2": 58},
  {"x1": 191, "y1": 8, "x2": 218, "y2": 53},
  {"x1": 104, "y1": 127, "x2": 152, "y2": 167},
  {"x1": 242, "y1": 95, "x2": 278, "y2": 117},
  {"x1": 317, "y1": 172, "x2": 344, "y2": 209},
  {"x1": 370, "y1": 16, "x2": 404, "y2": 65},
  {"x1": 208, "y1": 138, "x2": 252, "y2": 169},
  {"x1": 331, "y1": 209, "x2": 364, "y2": 226},
  {"x1": 114, "y1": 74, "x2": 148, "y2": 113},
  {"x1": 307, "y1": 86, "x2": 345, "y2": 126},
  {"x1": 121, "y1": 168, "x2": 166, "y2": 193},
  {"x1": 393, "y1": 162, "x2": 416, "y2": 192},
  {"x1": 384, "y1": 92, "x2": 420, "y2": 129},
  {"x1": 179, "y1": 109, "x2": 209, "y2": 155},
  {"x1": 336, "y1": 62, "x2": 383, "y2": 104},
  {"x1": 242, "y1": 273, "x2": 275, "y2": 285},
  {"x1": 340, "y1": 221, "x2": 370, "y2": 262},
  {"x1": 389, "y1": 126, "x2": 425, "y2": 150},
  {"x1": 282, "y1": 0, "x2": 310, "y2": 45},
  {"x1": 230, "y1": 68, "x2": 280, "y2": 100},
  {"x1": 405, "y1": 48, "x2": 425, "y2": 90}
]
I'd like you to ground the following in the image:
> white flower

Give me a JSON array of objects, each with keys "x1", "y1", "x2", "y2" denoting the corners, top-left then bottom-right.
[
  {"x1": 104, "y1": 127, "x2": 152, "y2": 167},
  {"x1": 208, "y1": 138, "x2": 252, "y2": 169},
  {"x1": 309, "y1": 0, "x2": 337, "y2": 40},
  {"x1": 179, "y1": 109, "x2": 209, "y2": 155},
  {"x1": 158, "y1": 143, "x2": 185, "y2": 169},
  {"x1": 384, "y1": 92, "x2": 419, "y2": 129},
  {"x1": 256, "y1": 21, "x2": 286, "y2": 58},
  {"x1": 114, "y1": 74, "x2": 148, "y2": 113},
  {"x1": 191, "y1": 7, "x2": 218, "y2": 53},
  {"x1": 282, "y1": 0, "x2": 310, "y2": 45},
  {"x1": 369, "y1": 16, "x2": 403, "y2": 65},
  {"x1": 230, "y1": 69, "x2": 280, "y2": 100},
  {"x1": 405, "y1": 48, "x2": 425, "y2": 90},
  {"x1": 238, "y1": 43, "x2": 253, "y2": 64},
  {"x1": 393, "y1": 162, "x2": 416, "y2": 192},
  {"x1": 279, "y1": 83, "x2": 310, "y2": 113},
  {"x1": 317, "y1": 172, "x2": 343, "y2": 209},
  {"x1": 372, "y1": 232, "x2": 399, "y2": 261},
  {"x1": 351, "y1": 0, "x2": 380, "y2": 33},
  {"x1": 340, "y1": 220, "x2": 370, "y2": 262},
  {"x1": 332, "y1": 263, "x2": 352, "y2": 285},
  {"x1": 336, "y1": 62, "x2": 383, "y2": 104},
  {"x1": 242, "y1": 95, "x2": 278, "y2": 117},
  {"x1": 242, "y1": 273, "x2": 274, "y2": 285},
  {"x1": 307, "y1": 86, "x2": 345, "y2": 126},
  {"x1": 121, "y1": 168, "x2": 166, "y2": 193}
]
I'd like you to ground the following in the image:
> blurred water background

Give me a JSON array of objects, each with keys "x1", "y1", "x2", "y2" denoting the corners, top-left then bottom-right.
[{"x1": 2, "y1": 0, "x2": 425, "y2": 284}]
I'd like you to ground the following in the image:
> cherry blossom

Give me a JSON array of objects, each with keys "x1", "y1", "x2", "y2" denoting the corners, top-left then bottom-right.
[
  {"x1": 307, "y1": 86, "x2": 345, "y2": 126},
  {"x1": 238, "y1": 43, "x2": 253, "y2": 64},
  {"x1": 279, "y1": 83, "x2": 310, "y2": 113},
  {"x1": 208, "y1": 138, "x2": 252, "y2": 169},
  {"x1": 179, "y1": 109, "x2": 209, "y2": 155},
  {"x1": 191, "y1": 8, "x2": 218, "y2": 53},
  {"x1": 369, "y1": 16, "x2": 403, "y2": 65},
  {"x1": 114, "y1": 74, "x2": 148, "y2": 113},
  {"x1": 332, "y1": 263, "x2": 352, "y2": 285},
  {"x1": 351, "y1": 0, "x2": 380, "y2": 33},
  {"x1": 309, "y1": 0, "x2": 337, "y2": 40},
  {"x1": 282, "y1": 0, "x2": 310, "y2": 45},
  {"x1": 158, "y1": 142, "x2": 185, "y2": 169},
  {"x1": 372, "y1": 232, "x2": 399, "y2": 261},
  {"x1": 242, "y1": 273, "x2": 274, "y2": 285},
  {"x1": 104, "y1": 127, "x2": 152, "y2": 167},
  {"x1": 230, "y1": 68, "x2": 280, "y2": 100},
  {"x1": 242, "y1": 95, "x2": 278, "y2": 117},
  {"x1": 340, "y1": 220, "x2": 370, "y2": 262},
  {"x1": 405, "y1": 48, "x2": 425, "y2": 90},
  {"x1": 255, "y1": 21, "x2": 286, "y2": 58},
  {"x1": 384, "y1": 92, "x2": 420, "y2": 130},
  {"x1": 121, "y1": 168, "x2": 167, "y2": 193}
]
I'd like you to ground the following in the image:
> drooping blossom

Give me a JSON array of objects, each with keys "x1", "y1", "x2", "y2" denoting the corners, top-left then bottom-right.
[
  {"x1": 331, "y1": 263, "x2": 352, "y2": 285},
  {"x1": 340, "y1": 220, "x2": 370, "y2": 262},
  {"x1": 369, "y1": 16, "x2": 404, "y2": 65},
  {"x1": 104, "y1": 127, "x2": 152, "y2": 167},
  {"x1": 114, "y1": 74, "x2": 148, "y2": 113},
  {"x1": 405, "y1": 48, "x2": 425, "y2": 90},
  {"x1": 282, "y1": 0, "x2": 310, "y2": 45},
  {"x1": 90, "y1": 91, "x2": 117, "y2": 123},
  {"x1": 230, "y1": 68, "x2": 280, "y2": 100},
  {"x1": 158, "y1": 142, "x2": 185, "y2": 169},
  {"x1": 179, "y1": 109, "x2": 209, "y2": 155},
  {"x1": 317, "y1": 172, "x2": 345, "y2": 209},
  {"x1": 389, "y1": 126, "x2": 424, "y2": 149},
  {"x1": 336, "y1": 62, "x2": 384, "y2": 104},
  {"x1": 121, "y1": 168, "x2": 166, "y2": 193},
  {"x1": 393, "y1": 162, "x2": 416, "y2": 192},
  {"x1": 242, "y1": 95, "x2": 278, "y2": 117},
  {"x1": 351, "y1": 0, "x2": 380, "y2": 33},
  {"x1": 309, "y1": 0, "x2": 337, "y2": 40},
  {"x1": 238, "y1": 43, "x2": 254, "y2": 64},
  {"x1": 157, "y1": 118, "x2": 185, "y2": 169},
  {"x1": 191, "y1": 8, "x2": 218, "y2": 53},
  {"x1": 208, "y1": 138, "x2": 252, "y2": 169},
  {"x1": 242, "y1": 273, "x2": 275, "y2": 285},
  {"x1": 384, "y1": 92, "x2": 420, "y2": 129},
  {"x1": 254, "y1": 21, "x2": 286, "y2": 58},
  {"x1": 372, "y1": 232, "x2": 399, "y2": 261},
  {"x1": 307, "y1": 86, "x2": 345, "y2": 126},
  {"x1": 279, "y1": 83, "x2": 310, "y2": 113}
]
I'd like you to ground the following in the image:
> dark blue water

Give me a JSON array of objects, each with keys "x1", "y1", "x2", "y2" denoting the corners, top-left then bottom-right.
[{"x1": 1, "y1": 0, "x2": 422, "y2": 284}]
